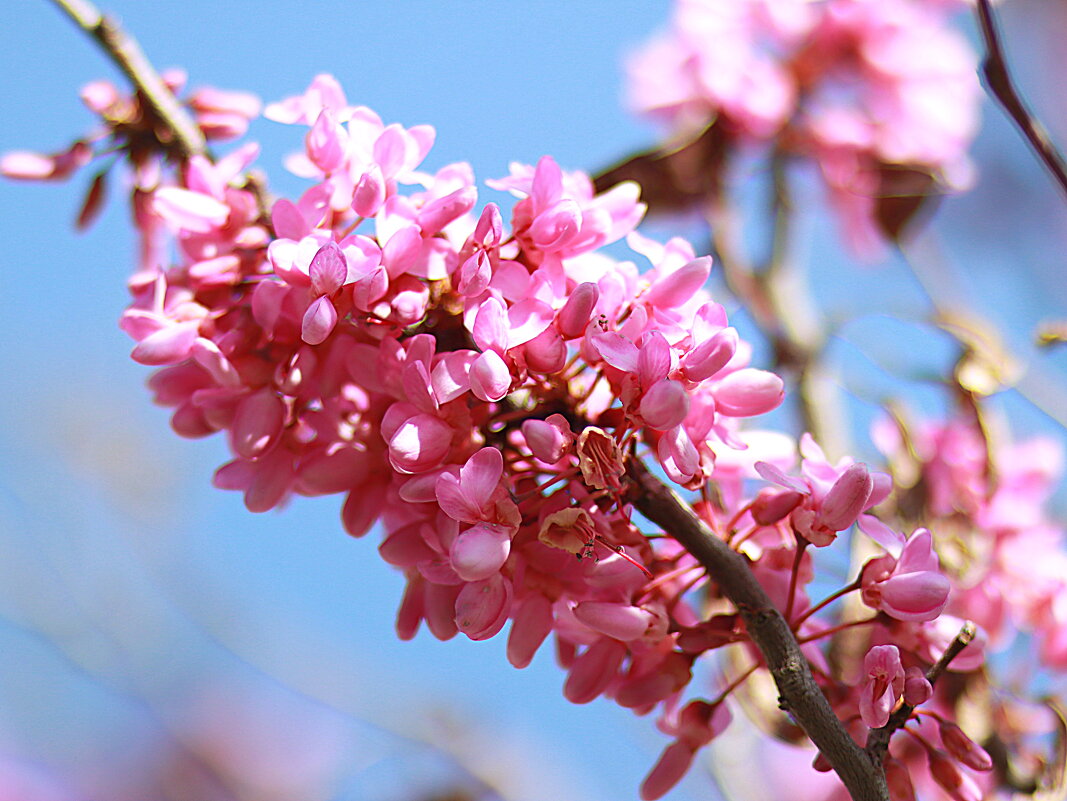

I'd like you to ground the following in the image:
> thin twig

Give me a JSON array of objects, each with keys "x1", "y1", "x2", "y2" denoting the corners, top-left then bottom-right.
[
  {"x1": 47, "y1": 0, "x2": 206, "y2": 159},
  {"x1": 627, "y1": 458, "x2": 889, "y2": 801},
  {"x1": 976, "y1": 0, "x2": 1067, "y2": 199}
]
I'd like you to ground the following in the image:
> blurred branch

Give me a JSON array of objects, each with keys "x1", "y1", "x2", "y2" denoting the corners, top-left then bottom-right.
[
  {"x1": 627, "y1": 458, "x2": 888, "y2": 801},
  {"x1": 976, "y1": 0, "x2": 1067, "y2": 200},
  {"x1": 48, "y1": 0, "x2": 206, "y2": 159},
  {"x1": 708, "y1": 163, "x2": 850, "y2": 459}
]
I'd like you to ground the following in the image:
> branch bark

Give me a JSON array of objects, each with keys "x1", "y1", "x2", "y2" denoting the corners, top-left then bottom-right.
[
  {"x1": 975, "y1": 0, "x2": 1067, "y2": 200},
  {"x1": 627, "y1": 458, "x2": 889, "y2": 801},
  {"x1": 48, "y1": 0, "x2": 206, "y2": 159}
]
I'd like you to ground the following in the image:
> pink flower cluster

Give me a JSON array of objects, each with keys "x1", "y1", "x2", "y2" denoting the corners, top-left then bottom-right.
[
  {"x1": 6, "y1": 70, "x2": 1004, "y2": 801},
  {"x1": 626, "y1": 0, "x2": 980, "y2": 252}
]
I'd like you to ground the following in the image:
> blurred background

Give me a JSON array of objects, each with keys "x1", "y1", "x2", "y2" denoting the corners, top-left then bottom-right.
[{"x1": 0, "y1": 2, "x2": 1065, "y2": 799}]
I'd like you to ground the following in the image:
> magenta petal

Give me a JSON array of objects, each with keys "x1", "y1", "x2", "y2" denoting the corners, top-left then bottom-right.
[
  {"x1": 682, "y1": 327, "x2": 738, "y2": 382},
  {"x1": 713, "y1": 368, "x2": 784, "y2": 417},
  {"x1": 556, "y1": 282, "x2": 599, "y2": 339},
  {"x1": 450, "y1": 523, "x2": 511, "y2": 581},
  {"x1": 647, "y1": 256, "x2": 712, "y2": 309},
  {"x1": 507, "y1": 595, "x2": 553, "y2": 669},
  {"x1": 301, "y1": 295, "x2": 338, "y2": 345},
  {"x1": 153, "y1": 186, "x2": 229, "y2": 233},
  {"x1": 454, "y1": 574, "x2": 512, "y2": 641},
  {"x1": 754, "y1": 460, "x2": 809, "y2": 493},
  {"x1": 591, "y1": 331, "x2": 640, "y2": 373},
  {"x1": 130, "y1": 322, "x2": 199, "y2": 365},
  {"x1": 858, "y1": 514, "x2": 907, "y2": 556},
  {"x1": 506, "y1": 298, "x2": 555, "y2": 348},
  {"x1": 641, "y1": 742, "x2": 696, "y2": 801},
  {"x1": 637, "y1": 331, "x2": 672, "y2": 387},
  {"x1": 388, "y1": 413, "x2": 453, "y2": 473},
  {"x1": 819, "y1": 463, "x2": 873, "y2": 531},
  {"x1": 459, "y1": 447, "x2": 503, "y2": 511},
  {"x1": 418, "y1": 185, "x2": 477, "y2": 236},
  {"x1": 469, "y1": 349, "x2": 511, "y2": 402},
  {"x1": 880, "y1": 572, "x2": 951, "y2": 622},
  {"x1": 471, "y1": 297, "x2": 509, "y2": 353},
  {"x1": 309, "y1": 241, "x2": 347, "y2": 296},
  {"x1": 352, "y1": 164, "x2": 386, "y2": 217},
  {"x1": 436, "y1": 471, "x2": 480, "y2": 523},
  {"x1": 640, "y1": 379, "x2": 690, "y2": 431},
  {"x1": 230, "y1": 388, "x2": 285, "y2": 459},
  {"x1": 573, "y1": 601, "x2": 653, "y2": 641},
  {"x1": 563, "y1": 638, "x2": 626, "y2": 704},
  {"x1": 270, "y1": 199, "x2": 309, "y2": 240}
]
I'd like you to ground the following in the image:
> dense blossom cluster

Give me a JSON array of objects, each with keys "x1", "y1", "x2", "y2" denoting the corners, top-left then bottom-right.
[
  {"x1": 627, "y1": 0, "x2": 981, "y2": 252},
  {"x1": 5, "y1": 44, "x2": 1062, "y2": 801}
]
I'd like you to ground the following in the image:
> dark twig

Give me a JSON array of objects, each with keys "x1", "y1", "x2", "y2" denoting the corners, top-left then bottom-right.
[
  {"x1": 865, "y1": 620, "x2": 977, "y2": 761},
  {"x1": 976, "y1": 0, "x2": 1067, "y2": 200},
  {"x1": 48, "y1": 0, "x2": 206, "y2": 159},
  {"x1": 627, "y1": 458, "x2": 889, "y2": 801}
]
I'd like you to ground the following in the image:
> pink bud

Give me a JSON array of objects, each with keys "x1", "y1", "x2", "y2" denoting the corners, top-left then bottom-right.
[
  {"x1": 522, "y1": 415, "x2": 573, "y2": 463},
  {"x1": 556, "y1": 282, "x2": 600, "y2": 339},
  {"x1": 474, "y1": 202, "x2": 503, "y2": 246},
  {"x1": 819, "y1": 463, "x2": 874, "y2": 531},
  {"x1": 469, "y1": 349, "x2": 512, "y2": 402},
  {"x1": 640, "y1": 379, "x2": 690, "y2": 430},
  {"x1": 352, "y1": 164, "x2": 386, "y2": 217},
  {"x1": 523, "y1": 325, "x2": 567, "y2": 373},
  {"x1": 457, "y1": 251, "x2": 492, "y2": 297},
  {"x1": 939, "y1": 721, "x2": 993, "y2": 772},
  {"x1": 903, "y1": 666, "x2": 933, "y2": 706},
  {"x1": 713, "y1": 368, "x2": 784, "y2": 417},
  {"x1": 682, "y1": 327, "x2": 738, "y2": 382}
]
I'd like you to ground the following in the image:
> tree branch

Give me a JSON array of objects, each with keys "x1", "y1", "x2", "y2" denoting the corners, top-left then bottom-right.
[
  {"x1": 626, "y1": 458, "x2": 889, "y2": 801},
  {"x1": 47, "y1": 0, "x2": 206, "y2": 159},
  {"x1": 975, "y1": 0, "x2": 1067, "y2": 200}
]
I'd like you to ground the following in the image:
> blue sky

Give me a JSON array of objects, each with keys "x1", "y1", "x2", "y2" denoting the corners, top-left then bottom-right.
[{"x1": 1, "y1": 2, "x2": 1067, "y2": 800}]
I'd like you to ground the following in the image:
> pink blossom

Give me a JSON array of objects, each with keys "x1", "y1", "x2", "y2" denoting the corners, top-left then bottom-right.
[{"x1": 859, "y1": 644, "x2": 905, "y2": 728}]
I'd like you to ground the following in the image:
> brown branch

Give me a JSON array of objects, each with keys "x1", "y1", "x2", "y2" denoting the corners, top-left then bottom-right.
[
  {"x1": 976, "y1": 0, "x2": 1067, "y2": 200},
  {"x1": 48, "y1": 0, "x2": 206, "y2": 159},
  {"x1": 865, "y1": 620, "x2": 977, "y2": 761},
  {"x1": 626, "y1": 458, "x2": 889, "y2": 801}
]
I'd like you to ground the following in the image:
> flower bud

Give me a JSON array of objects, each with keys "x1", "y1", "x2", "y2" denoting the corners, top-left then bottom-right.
[
  {"x1": 640, "y1": 379, "x2": 690, "y2": 430},
  {"x1": 939, "y1": 721, "x2": 993, "y2": 772},
  {"x1": 682, "y1": 326, "x2": 738, "y2": 382},
  {"x1": 713, "y1": 368, "x2": 784, "y2": 417},
  {"x1": 928, "y1": 749, "x2": 982, "y2": 801},
  {"x1": 903, "y1": 666, "x2": 933, "y2": 706},
  {"x1": 557, "y1": 282, "x2": 600, "y2": 339},
  {"x1": 352, "y1": 164, "x2": 386, "y2": 217}
]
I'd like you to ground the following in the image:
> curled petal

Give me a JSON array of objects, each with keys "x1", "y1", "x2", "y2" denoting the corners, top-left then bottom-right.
[
  {"x1": 454, "y1": 574, "x2": 512, "y2": 641},
  {"x1": 646, "y1": 255, "x2": 712, "y2": 309},
  {"x1": 556, "y1": 282, "x2": 599, "y2": 339}
]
